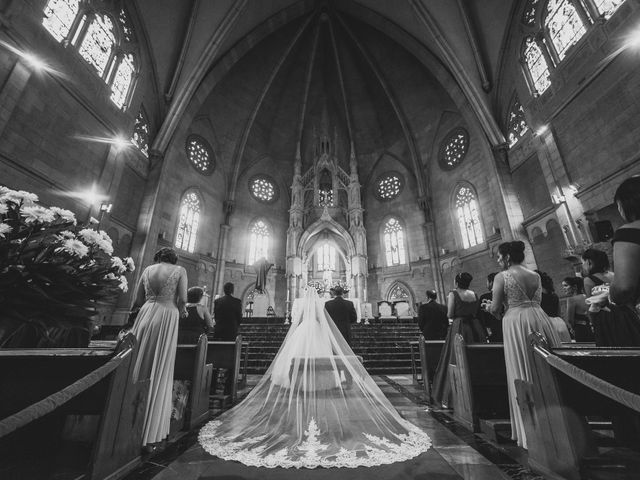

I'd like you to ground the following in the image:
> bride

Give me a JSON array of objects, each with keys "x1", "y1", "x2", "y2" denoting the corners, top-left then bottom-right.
[{"x1": 198, "y1": 288, "x2": 431, "y2": 468}]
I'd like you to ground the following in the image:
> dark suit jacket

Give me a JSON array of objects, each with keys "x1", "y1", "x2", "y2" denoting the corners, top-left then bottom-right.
[
  {"x1": 324, "y1": 296, "x2": 357, "y2": 344},
  {"x1": 417, "y1": 300, "x2": 448, "y2": 340},
  {"x1": 477, "y1": 292, "x2": 502, "y2": 342},
  {"x1": 213, "y1": 294, "x2": 242, "y2": 340}
]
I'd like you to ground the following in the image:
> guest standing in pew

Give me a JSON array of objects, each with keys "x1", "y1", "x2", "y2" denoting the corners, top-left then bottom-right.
[
  {"x1": 536, "y1": 270, "x2": 572, "y2": 342},
  {"x1": 601, "y1": 177, "x2": 640, "y2": 346},
  {"x1": 477, "y1": 273, "x2": 503, "y2": 342},
  {"x1": 561, "y1": 276, "x2": 591, "y2": 341},
  {"x1": 213, "y1": 282, "x2": 243, "y2": 395},
  {"x1": 417, "y1": 290, "x2": 448, "y2": 340},
  {"x1": 607, "y1": 176, "x2": 640, "y2": 448},
  {"x1": 432, "y1": 272, "x2": 486, "y2": 408},
  {"x1": 324, "y1": 285, "x2": 357, "y2": 346},
  {"x1": 178, "y1": 286, "x2": 214, "y2": 344},
  {"x1": 130, "y1": 247, "x2": 188, "y2": 452},
  {"x1": 484, "y1": 241, "x2": 561, "y2": 449},
  {"x1": 581, "y1": 248, "x2": 615, "y2": 344}
]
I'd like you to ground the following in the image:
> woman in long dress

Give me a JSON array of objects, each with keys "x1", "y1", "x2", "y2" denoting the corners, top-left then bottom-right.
[
  {"x1": 131, "y1": 247, "x2": 187, "y2": 448},
  {"x1": 432, "y1": 272, "x2": 486, "y2": 408},
  {"x1": 198, "y1": 288, "x2": 431, "y2": 468},
  {"x1": 485, "y1": 241, "x2": 561, "y2": 449}
]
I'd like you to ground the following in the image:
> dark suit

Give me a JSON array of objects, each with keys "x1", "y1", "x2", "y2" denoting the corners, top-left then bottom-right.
[
  {"x1": 213, "y1": 294, "x2": 242, "y2": 340},
  {"x1": 213, "y1": 294, "x2": 242, "y2": 394},
  {"x1": 417, "y1": 300, "x2": 449, "y2": 340},
  {"x1": 324, "y1": 296, "x2": 357, "y2": 345}
]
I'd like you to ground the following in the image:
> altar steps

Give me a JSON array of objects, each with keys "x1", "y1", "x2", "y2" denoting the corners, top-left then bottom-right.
[{"x1": 239, "y1": 319, "x2": 421, "y2": 375}]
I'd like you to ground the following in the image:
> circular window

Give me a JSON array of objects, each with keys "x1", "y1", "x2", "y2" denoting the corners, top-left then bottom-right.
[
  {"x1": 249, "y1": 175, "x2": 278, "y2": 203},
  {"x1": 439, "y1": 127, "x2": 469, "y2": 170},
  {"x1": 185, "y1": 135, "x2": 214, "y2": 175},
  {"x1": 375, "y1": 172, "x2": 403, "y2": 200}
]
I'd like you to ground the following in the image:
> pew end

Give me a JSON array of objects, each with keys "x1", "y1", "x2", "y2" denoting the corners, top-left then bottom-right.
[{"x1": 206, "y1": 335, "x2": 243, "y2": 406}]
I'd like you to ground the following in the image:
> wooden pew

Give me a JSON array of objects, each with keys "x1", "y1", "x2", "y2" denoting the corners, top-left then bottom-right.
[
  {"x1": 417, "y1": 336, "x2": 445, "y2": 403},
  {"x1": 517, "y1": 334, "x2": 640, "y2": 480},
  {"x1": 206, "y1": 335, "x2": 243, "y2": 405},
  {"x1": 171, "y1": 334, "x2": 213, "y2": 433},
  {"x1": 450, "y1": 334, "x2": 509, "y2": 436},
  {"x1": 0, "y1": 333, "x2": 148, "y2": 480}
]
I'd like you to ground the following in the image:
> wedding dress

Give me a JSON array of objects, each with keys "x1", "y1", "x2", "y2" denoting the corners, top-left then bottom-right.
[{"x1": 199, "y1": 289, "x2": 431, "y2": 468}]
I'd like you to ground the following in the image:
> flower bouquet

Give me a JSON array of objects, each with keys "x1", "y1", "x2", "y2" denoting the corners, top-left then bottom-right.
[{"x1": 0, "y1": 187, "x2": 134, "y2": 347}]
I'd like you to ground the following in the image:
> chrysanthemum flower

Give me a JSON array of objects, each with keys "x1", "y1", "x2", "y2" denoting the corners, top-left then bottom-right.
[
  {"x1": 55, "y1": 238, "x2": 89, "y2": 258},
  {"x1": 0, "y1": 223, "x2": 12, "y2": 238},
  {"x1": 21, "y1": 205, "x2": 55, "y2": 223}
]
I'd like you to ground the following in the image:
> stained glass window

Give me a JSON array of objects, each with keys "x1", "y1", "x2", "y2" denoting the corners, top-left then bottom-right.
[
  {"x1": 131, "y1": 108, "x2": 149, "y2": 157},
  {"x1": 389, "y1": 284, "x2": 410, "y2": 300},
  {"x1": 78, "y1": 13, "x2": 115, "y2": 77},
  {"x1": 110, "y1": 53, "x2": 135, "y2": 108},
  {"x1": 455, "y1": 185, "x2": 484, "y2": 249},
  {"x1": 506, "y1": 96, "x2": 530, "y2": 147},
  {"x1": 522, "y1": 0, "x2": 540, "y2": 25},
  {"x1": 42, "y1": 0, "x2": 80, "y2": 42},
  {"x1": 175, "y1": 191, "x2": 200, "y2": 253},
  {"x1": 383, "y1": 218, "x2": 407, "y2": 266},
  {"x1": 439, "y1": 128, "x2": 469, "y2": 170},
  {"x1": 594, "y1": 0, "x2": 624, "y2": 18},
  {"x1": 319, "y1": 188, "x2": 334, "y2": 207},
  {"x1": 186, "y1": 135, "x2": 213, "y2": 175},
  {"x1": 250, "y1": 176, "x2": 276, "y2": 203},
  {"x1": 248, "y1": 220, "x2": 270, "y2": 265},
  {"x1": 545, "y1": 0, "x2": 587, "y2": 60},
  {"x1": 524, "y1": 37, "x2": 551, "y2": 94},
  {"x1": 377, "y1": 173, "x2": 402, "y2": 200},
  {"x1": 317, "y1": 244, "x2": 336, "y2": 271}
]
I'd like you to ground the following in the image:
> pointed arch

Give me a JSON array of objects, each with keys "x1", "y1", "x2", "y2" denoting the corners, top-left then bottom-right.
[
  {"x1": 386, "y1": 281, "x2": 413, "y2": 303},
  {"x1": 522, "y1": 36, "x2": 551, "y2": 95},
  {"x1": 543, "y1": 0, "x2": 587, "y2": 61},
  {"x1": 452, "y1": 183, "x2": 484, "y2": 250},
  {"x1": 175, "y1": 189, "x2": 202, "y2": 253},
  {"x1": 381, "y1": 217, "x2": 407, "y2": 266},
  {"x1": 247, "y1": 218, "x2": 271, "y2": 265},
  {"x1": 505, "y1": 94, "x2": 530, "y2": 147}
]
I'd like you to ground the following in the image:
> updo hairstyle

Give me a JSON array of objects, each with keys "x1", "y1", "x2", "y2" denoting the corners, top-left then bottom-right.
[
  {"x1": 154, "y1": 247, "x2": 178, "y2": 264},
  {"x1": 562, "y1": 276, "x2": 584, "y2": 295},
  {"x1": 455, "y1": 272, "x2": 473, "y2": 289},
  {"x1": 497, "y1": 240, "x2": 525, "y2": 264}
]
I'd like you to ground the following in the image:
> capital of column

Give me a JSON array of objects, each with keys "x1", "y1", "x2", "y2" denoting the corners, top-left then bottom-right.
[
  {"x1": 223, "y1": 200, "x2": 234, "y2": 224},
  {"x1": 148, "y1": 149, "x2": 164, "y2": 170}
]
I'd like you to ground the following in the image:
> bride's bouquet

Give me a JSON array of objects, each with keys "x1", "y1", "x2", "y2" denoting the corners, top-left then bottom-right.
[
  {"x1": 0, "y1": 187, "x2": 134, "y2": 347},
  {"x1": 586, "y1": 284, "x2": 610, "y2": 313}
]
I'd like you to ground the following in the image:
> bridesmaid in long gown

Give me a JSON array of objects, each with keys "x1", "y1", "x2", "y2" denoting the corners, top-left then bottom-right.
[
  {"x1": 432, "y1": 272, "x2": 486, "y2": 407},
  {"x1": 131, "y1": 247, "x2": 187, "y2": 449},
  {"x1": 485, "y1": 241, "x2": 561, "y2": 449}
]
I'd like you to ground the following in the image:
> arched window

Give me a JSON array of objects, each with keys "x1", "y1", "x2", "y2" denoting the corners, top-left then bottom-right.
[
  {"x1": 42, "y1": 0, "x2": 80, "y2": 42},
  {"x1": 594, "y1": 0, "x2": 625, "y2": 18},
  {"x1": 523, "y1": 37, "x2": 551, "y2": 95},
  {"x1": 175, "y1": 191, "x2": 201, "y2": 253},
  {"x1": 78, "y1": 13, "x2": 115, "y2": 77},
  {"x1": 131, "y1": 107, "x2": 149, "y2": 157},
  {"x1": 383, "y1": 218, "x2": 407, "y2": 266},
  {"x1": 455, "y1": 185, "x2": 484, "y2": 249},
  {"x1": 522, "y1": 0, "x2": 541, "y2": 25},
  {"x1": 248, "y1": 220, "x2": 270, "y2": 265},
  {"x1": 41, "y1": 3, "x2": 138, "y2": 110},
  {"x1": 388, "y1": 283, "x2": 410, "y2": 301},
  {"x1": 506, "y1": 96, "x2": 530, "y2": 147},
  {"x1": 110, "y1": 53, "x2": 135, "y2": 108},
  {"x1": 544, "y1": 0, "x2": 587, "y2": 60},
  {"x1": 317, "y1": 243, "x2": 336, "y2": 271}
]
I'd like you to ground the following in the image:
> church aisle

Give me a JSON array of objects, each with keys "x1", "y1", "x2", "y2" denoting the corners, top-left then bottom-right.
[{"x1": 124, "y1": 375, "x2": 539, "y2": 480}]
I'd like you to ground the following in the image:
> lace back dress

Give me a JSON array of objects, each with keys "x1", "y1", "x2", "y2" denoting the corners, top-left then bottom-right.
[
  {"x1": 198, "y1": 289, "x2": 431, "y2": 468},
  {"x1": 502, "y1": 270, "x2": 561, "y2": 449},
  {"x1": 131, "y1": 265, "x2": 182, "y2": 445}
]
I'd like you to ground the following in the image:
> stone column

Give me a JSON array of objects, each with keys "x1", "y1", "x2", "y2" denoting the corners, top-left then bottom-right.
[
  {"x1": 0, "y1": 59, "x2": 32, "y2": 137},
  {"x1": 418, "y1": 196, "x2": 445, "y2": 300},
  {"x1": 213, "y1": 200, "x2": 234, "y2": 295}
]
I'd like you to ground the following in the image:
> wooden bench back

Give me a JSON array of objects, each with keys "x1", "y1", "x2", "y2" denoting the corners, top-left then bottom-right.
[{"x1": 206, "y1": 335, "x2": 243, "y2": 402}]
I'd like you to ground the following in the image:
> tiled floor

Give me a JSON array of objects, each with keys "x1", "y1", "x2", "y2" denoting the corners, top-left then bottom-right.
[{"x1": 123, "y1": 375, "x2": 544, "y2": 480}]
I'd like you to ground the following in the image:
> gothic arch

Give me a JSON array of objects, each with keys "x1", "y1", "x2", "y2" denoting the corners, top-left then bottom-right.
[{"x1": 297, "y1": 216, "x2": 356, "y2": 260}]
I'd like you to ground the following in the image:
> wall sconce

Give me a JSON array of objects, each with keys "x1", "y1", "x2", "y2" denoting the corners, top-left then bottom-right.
[
  {"x1": 440, "y1": 248, "x2": 449, "y2": 255},
  {"x1": 551, "y1": 194, "x2": 566, "y2": 205},
  {"x1": 535, "y1": 125, "x2": 549, "y2": 136},
  {"x1": 100, "y1": 202, "x2": 113, "y2": 213}
]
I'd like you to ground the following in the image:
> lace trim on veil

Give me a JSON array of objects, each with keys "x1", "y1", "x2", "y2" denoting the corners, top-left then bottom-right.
[{"x1": 197, "y1": 288, "x2": 431, "y2": 468}]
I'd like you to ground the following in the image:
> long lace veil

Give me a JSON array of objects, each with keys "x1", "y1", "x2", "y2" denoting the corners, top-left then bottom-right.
[{"x1": 199, "y1": 288, "x2": 430, "y2": 468}]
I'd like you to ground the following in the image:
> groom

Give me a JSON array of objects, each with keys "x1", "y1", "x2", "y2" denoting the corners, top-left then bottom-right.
[{"x1": 324, "y1": 285, "x2": 357, "y2": 345}]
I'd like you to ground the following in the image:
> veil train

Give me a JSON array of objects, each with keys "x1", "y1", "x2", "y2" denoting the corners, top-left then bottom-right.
[{"x1": 198, "y1": 288, "x2": 431, "y2": 468}]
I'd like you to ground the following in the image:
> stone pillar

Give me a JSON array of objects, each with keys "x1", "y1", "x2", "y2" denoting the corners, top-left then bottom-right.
[
  {"x1": 0, "y1": 59, "x2": 32, "y2": 137},
  {"x1": 213, "y1": 200, "x2": 234, "y2": 295},
  {"x1": 418, "y1": 196, "x2": 445, "y2": 300}
]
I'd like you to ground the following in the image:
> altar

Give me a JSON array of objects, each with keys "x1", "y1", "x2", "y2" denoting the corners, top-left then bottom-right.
[{"x1": 291, "y1": 297, "x2": 368, "y2": 322}]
